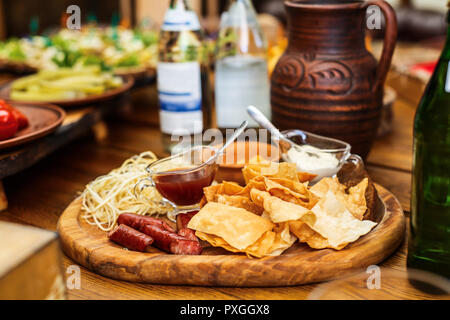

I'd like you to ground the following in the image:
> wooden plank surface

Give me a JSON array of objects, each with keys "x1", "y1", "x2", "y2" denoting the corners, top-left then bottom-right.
[
  {"x1": 0, "y1": 86, "x2": 442, "y2": 299},
  {"x1": 366, "y1": 98, "x2": 415, "y2": 173}
]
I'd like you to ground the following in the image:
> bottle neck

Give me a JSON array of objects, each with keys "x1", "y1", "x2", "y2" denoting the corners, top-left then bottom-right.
[
  {"x1": 170, "y1": 0, "x2": 191, "y2": 11},
  {"x1": 442, "y1": 12, "x2": 450, "y2": 60},
  {"x1": 226, "y1": 0, "x2": 254, "y2": 9},
  {"x1": 228, "y1": 0, "x2": 251, "y2": 4}
]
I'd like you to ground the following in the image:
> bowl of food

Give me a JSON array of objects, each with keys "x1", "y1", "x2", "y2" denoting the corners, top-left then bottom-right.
[
  {"x1": 0, "y1": 66, "x2": 134, "y2": 107},
  {"x1": 136, "y1": 145, "x2": 219, "y2": 221},
  {"x1": 280, "y1": 129, "x2": 358, "y2": 182},
  {"x1": 214, "y1": 140, "x2": 280, "y2": 185}
]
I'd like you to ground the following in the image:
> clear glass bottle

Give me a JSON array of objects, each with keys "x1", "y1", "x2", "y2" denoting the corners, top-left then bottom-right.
[
  {"x1": 408, "y1": 7, "x2": 450, "y2": 279},
  {"x1": 215, "y1": 0, "x2": 271, "y2": 129},
  {"x1": 158, "y1": 0, "x2": 211, "y2": 153}
]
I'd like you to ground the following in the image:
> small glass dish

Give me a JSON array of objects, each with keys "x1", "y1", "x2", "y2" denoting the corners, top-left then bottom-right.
[
  {"x1": 136, "y1": 145, "x2": 219, "y2": 221},
  {"x1": 280, "y1": 129, "x2": 362, "y2": 181}
]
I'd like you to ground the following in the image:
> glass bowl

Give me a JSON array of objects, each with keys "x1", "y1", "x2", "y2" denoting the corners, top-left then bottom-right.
[
  {"x1": 136, "y1": 145, "x2": 219, "y2": 220},
  {"x1": 280, "y1": 129, "x2": 360, "y2": 181}
]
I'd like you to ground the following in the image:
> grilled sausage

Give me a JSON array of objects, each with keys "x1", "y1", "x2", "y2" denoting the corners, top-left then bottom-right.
[
  {"x1": 170, "y1": 238, "x2": 203, "y2": 255},
  {"x1": 117, "y1": 213, "x2": 175, "y2": 233},
  {"x1": 177, "y1": 228, "x2": 199, "y2": 242},
  {"x1": 176, "y1": 211, "x2": 198, "y2": 230},
  {"x1": 141, "y1": 224, "x2": 203, "y2": 255},
  {"x1": 108, "y1": 224, "x2": 154, "y2": 252}
]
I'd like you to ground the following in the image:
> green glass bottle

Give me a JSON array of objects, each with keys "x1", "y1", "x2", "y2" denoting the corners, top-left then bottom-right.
[{"x1": 408, "y1": 6, "x2": 450, "y2": 278}]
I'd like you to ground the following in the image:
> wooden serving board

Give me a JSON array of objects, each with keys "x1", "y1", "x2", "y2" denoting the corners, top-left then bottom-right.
[{"x1": 57, "y1": 184, "x2": 405, "y2": 287}]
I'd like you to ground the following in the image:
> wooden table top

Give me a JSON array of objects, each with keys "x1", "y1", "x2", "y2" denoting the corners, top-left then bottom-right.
[{"x1": 0, "y1": 82, "x2": 447, "y2": 300}]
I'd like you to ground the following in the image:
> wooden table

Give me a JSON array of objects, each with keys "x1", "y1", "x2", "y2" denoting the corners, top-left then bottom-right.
[{"x1": 0, "y1": 80, "x2": 446, "y2": 300}]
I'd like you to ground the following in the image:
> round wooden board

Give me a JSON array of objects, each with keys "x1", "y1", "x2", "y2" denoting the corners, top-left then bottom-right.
[{"x1": 57, "y1": 184, "x2": 405, "y2": 287}]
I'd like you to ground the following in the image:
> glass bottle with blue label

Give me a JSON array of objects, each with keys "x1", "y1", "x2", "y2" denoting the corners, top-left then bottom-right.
[{"x1": 158, "y1": 0, "x2": 211, "y2": 152}]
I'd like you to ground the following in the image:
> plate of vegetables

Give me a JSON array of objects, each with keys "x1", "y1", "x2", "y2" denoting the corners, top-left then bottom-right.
[
  {"x1": 0, "y1": 66, "x2": 134, "y2": 107},
  {"x1": 0, "y1": 100, "x2": 65, "y2": 150},
  {"x1": 0, "y1": 27, "x2": 158, "y2": 77}
]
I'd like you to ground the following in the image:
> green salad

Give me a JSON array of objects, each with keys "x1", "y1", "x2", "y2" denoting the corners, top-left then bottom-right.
[{"x1": 0, "y1": 27, "x2": 159, "y2": 73}]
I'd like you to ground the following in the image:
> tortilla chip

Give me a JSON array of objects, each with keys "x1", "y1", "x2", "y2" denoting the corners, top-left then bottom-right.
[
  {"x1": 202, "y1": 180, "x2": 263, "y2": 215},
  {"x1": 250, "y1": 189, "x2": 309, "y2": 223},
  {"x1": 216, "y1": 194, "x2": 264, "y2": 215},
  {"x1": 244, "y1": 231, "x2": 277, "y2": 258},
  {"x1": 300, "y1": 190, "x2": 377, "y2": 250},
  {"x1": 242, "y1": 164, "x2": 263, "y2": 184},
  {"x1": 249, "y1": 188, "x2": 265, "y2": 208},
  {"x1": 198, "y1": 163, "x2": 372, "y2": 255},
  {"x1": 264, "y1": 178, "x2": 317, "y2": 209},
  {"x1": 346, "y1": 178, "x2": 368, "y2": 220},
  {"x1": 197, "y1": 222, "x2": 296, "y2": 258},
  {"x1": 199, "y1": 195, "x2": 207, "y2": 208},
  {"x1": 243, "y1": 162, "x2": 302, "y2": 184},
  {"x1": 261, "y1": 162, "x2": 299, "y2": 182},
  {"x1": 297, "y1": 172, "x2": 317, "y2": 183},
  {"x1": 265, "y1": 178, "x2": 307, "y2": 196},
  {"x1": 188, "y1": 202, "x2": 274, "y2": 250},
  {"x1": 196, "y1": 231, "x2": 241, "y2": 253},
  {"x1": 236, "y1": 176, "x2": 266, "y2": 198},
  {"x1": 310, "y1": 177, "x2": 368, "y2": 220},
  {"x1": 203, "y1": 184, "x2": 223, "y2": 203},
  {"x1": 268, "y1": 222, "x2": 297, "y2": 256},
  {"x1": 221, "y1": 181, "x2": 245, "y2": 195},
  {"x1": 288, "y1": 220, "x2": 338, "y2": 250},
  {"x1": 203, "y1": 181, "x2": 245, "y2": 203},
  {"x1": 310, "y1": 177, "x2": 346, "y2": 198}
]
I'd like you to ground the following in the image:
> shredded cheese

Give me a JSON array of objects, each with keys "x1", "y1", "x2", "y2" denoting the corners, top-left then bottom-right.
[{"x1": 81, "y1": 151, "x2": 171, "y2": 231}]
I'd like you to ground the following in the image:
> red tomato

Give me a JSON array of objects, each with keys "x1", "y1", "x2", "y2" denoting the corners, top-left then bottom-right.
[
  {"x1": 11, "y1": 109, "x2": 29, "y2": 130},
  {"x1": 0, "y1": 100, "x2": 12, "y2": 111},
  {"x1": 0, "y1": 100, "x2": 29, "y2": 130},
  {"x1": 0, "y1": 108, "x2": 18, "y2": 141}
]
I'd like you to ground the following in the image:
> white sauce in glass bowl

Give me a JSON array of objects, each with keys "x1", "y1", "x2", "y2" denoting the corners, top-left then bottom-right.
[{"x1": 283, "y1": 145, "x2": 340, "y2": 181}]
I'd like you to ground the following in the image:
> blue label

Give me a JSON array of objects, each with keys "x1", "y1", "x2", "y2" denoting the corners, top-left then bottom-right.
[
  {"x1": 163, "y1": 21, "x2": 192, "y2": 28},
  {"x1": 157, "y1": 61, "x2": 203, "y2": 133},
  {"x1": 162, "y1": 9, "x2": 201, "y2": 32},
  {"x1": 159, "y1": 97, "x2": 202, "y2": 113}
]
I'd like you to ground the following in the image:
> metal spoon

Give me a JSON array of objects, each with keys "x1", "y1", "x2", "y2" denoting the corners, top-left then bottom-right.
[
  {"x1": 206, "y1": 120, "x2": 248, "y2": 163},
  {"x1": 246, "y1": 105, "x2": 310, "y2": 155}
]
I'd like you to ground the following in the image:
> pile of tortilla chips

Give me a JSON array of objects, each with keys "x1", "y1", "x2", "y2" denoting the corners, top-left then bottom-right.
[{"x1": 188, "y1": 161, "x2": 378, "y2": 258}]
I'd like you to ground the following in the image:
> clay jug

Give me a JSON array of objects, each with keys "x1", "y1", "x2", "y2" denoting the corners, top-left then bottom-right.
[{"x1": 271, "y1": 0, "x2": 397, "y2": 158}]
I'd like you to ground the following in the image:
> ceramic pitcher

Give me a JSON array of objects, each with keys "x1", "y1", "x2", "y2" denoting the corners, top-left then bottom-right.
[{"x1": 271, "y1": 0, "x2": 397, "y2": 158}]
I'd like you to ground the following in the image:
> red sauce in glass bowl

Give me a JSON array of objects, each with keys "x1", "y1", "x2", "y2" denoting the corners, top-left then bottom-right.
[{"x1": 153, "y1": 164, "x2": 217, "y2": 206}]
